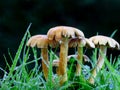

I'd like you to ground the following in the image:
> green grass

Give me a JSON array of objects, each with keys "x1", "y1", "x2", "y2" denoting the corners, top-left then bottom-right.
[{"x1": 0, "y1": 25, "x2": 120, "y2": 90}]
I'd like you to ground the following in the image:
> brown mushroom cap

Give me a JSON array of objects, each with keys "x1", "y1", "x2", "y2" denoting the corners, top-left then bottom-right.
[
  {"x1": 68, "y1": 37, "x2": 86, "y2": 47},
  {"x1": 47, "y1": 26, "x2": 85, "y2": 41},
  {"x1": 69, "y1": 38, "x2": 95, "y2": 48},
  {"x1": 85, "y1": 38, "x2": 95, "y2": 48},
  {"x1": 89, "y1": 35, "x2": 120, "y2": 49},
  {"x1": 27, "y1": 35, "x2": 58, "y2": 48}
]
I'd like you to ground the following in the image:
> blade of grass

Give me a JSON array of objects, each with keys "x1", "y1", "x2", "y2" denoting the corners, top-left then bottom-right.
[
  {"x1": 91, "y1": 48, "x2": 97, "y2": 68},
  {"x1": 8, "y1": 23, "x2": 32, "y2": 77},
  {"x1": 110, "y1": 29, "x2": 117, "y2": 38},
  {"x1": 3, "y1": 55, "x2": 10, "y2": 69},
  {"x1": 46, "y1": 49, "x2": 54, "y2": 89},
  {"x1": 8, "y1": 48, "x2": 14, "y2": 62}
]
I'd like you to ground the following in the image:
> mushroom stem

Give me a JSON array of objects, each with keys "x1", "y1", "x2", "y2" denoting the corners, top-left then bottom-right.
[
  {"x1": 41, "y1": 48, "x2": 49, "y2": 81},
  {"x1": 89, "y1": 46, "x2": 107, "y2": 84},
  {"x1": 97, "y1": 46, "x2": 107, "y2": 70},
  {"x1": 58, "y1": 39, "x2": 68, "y2": 85},
  {"x1": 76, "y1": 47, "x2": 83, "y2": 76}
]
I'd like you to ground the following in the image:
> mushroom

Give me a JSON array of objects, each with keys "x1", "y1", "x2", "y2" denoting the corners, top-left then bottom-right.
[
  {"x1": 52, "y1": 54, "x2": 90, "y2": 67},
  {"x1": 27, "y1": 35, "x2": 58, "y2": 81},
  {"x1": 88, "y1": 35, "x2": 120, "y2": 84},
  {"x1": 69, "y1": 38, "x2": 95, "y2": 76},
  {"x1": 47, "y1": 26, "x2": 84, "y2": 85}
]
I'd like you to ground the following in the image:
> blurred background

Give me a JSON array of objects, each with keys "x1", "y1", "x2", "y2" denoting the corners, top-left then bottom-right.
[{"x1": 0, "y1": 0, "x2": 120, "y2": 75}]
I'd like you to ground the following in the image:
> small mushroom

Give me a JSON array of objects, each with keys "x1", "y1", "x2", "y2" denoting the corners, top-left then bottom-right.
[
  {"x1": 52, "y1": 54, "x2": 90, "y2": 67},
  {"x1": 27, "y1": 35, "x2": 58, "y2": 81},
  {"x1": 69, "y1": 38, "x2": 95, "y2": 76},
  {"x1": 47, "y1": 26, "x2": 84, "y2": 85},
  {"x1": 88, "y1": 35, "x2": 120, "y2": 84}
]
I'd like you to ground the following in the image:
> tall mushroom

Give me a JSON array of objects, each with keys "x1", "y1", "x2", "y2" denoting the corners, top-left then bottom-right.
[
  {"x1": 47, "y1": 26, "x2": 84, "y2": 85},
  {"x1": 88, "y1": 35, "x2": 120, "y2": 84},
  {"x1": 27, "y1": 35, "x2": 58, "y2": 81},
  {"x1": 69, "y1": 38, "x2": 95, "y2": 76}
]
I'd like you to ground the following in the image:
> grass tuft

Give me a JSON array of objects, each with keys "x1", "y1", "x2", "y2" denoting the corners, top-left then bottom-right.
[{"x1": 0, "y1": 27, "x2": 120, "y2": 90}]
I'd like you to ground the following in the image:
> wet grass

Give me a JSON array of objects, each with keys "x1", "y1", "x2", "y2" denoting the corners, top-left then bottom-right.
[{"x1": 0, "y1": 24, "x2": 120, "y2": 90}]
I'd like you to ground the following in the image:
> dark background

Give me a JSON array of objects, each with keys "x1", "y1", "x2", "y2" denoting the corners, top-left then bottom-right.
[{"x1": 0, "y1": 0, "x2": 120, "y2": 72}]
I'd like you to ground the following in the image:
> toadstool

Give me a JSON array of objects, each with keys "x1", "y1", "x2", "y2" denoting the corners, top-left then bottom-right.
[
  {"x1": 88, "y1": 35, "x2": 120, "y2": 84},
  {"x1": 69, "y1": 38, "x2": 95, "y2": 76},
  {"x1": 27, "y1": 35, "x2": 58, "y2": 81},
  {"x1": 47, "y1": 26, "x2": 84, "y2": 85},
  {"x1": 52, "y1": 54, "x2": 90, "y2": 67}
]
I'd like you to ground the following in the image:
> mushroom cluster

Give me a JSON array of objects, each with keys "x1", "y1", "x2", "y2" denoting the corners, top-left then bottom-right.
[{"x1": 26, "y1": 26, "x2": 120, "y2": 85}]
